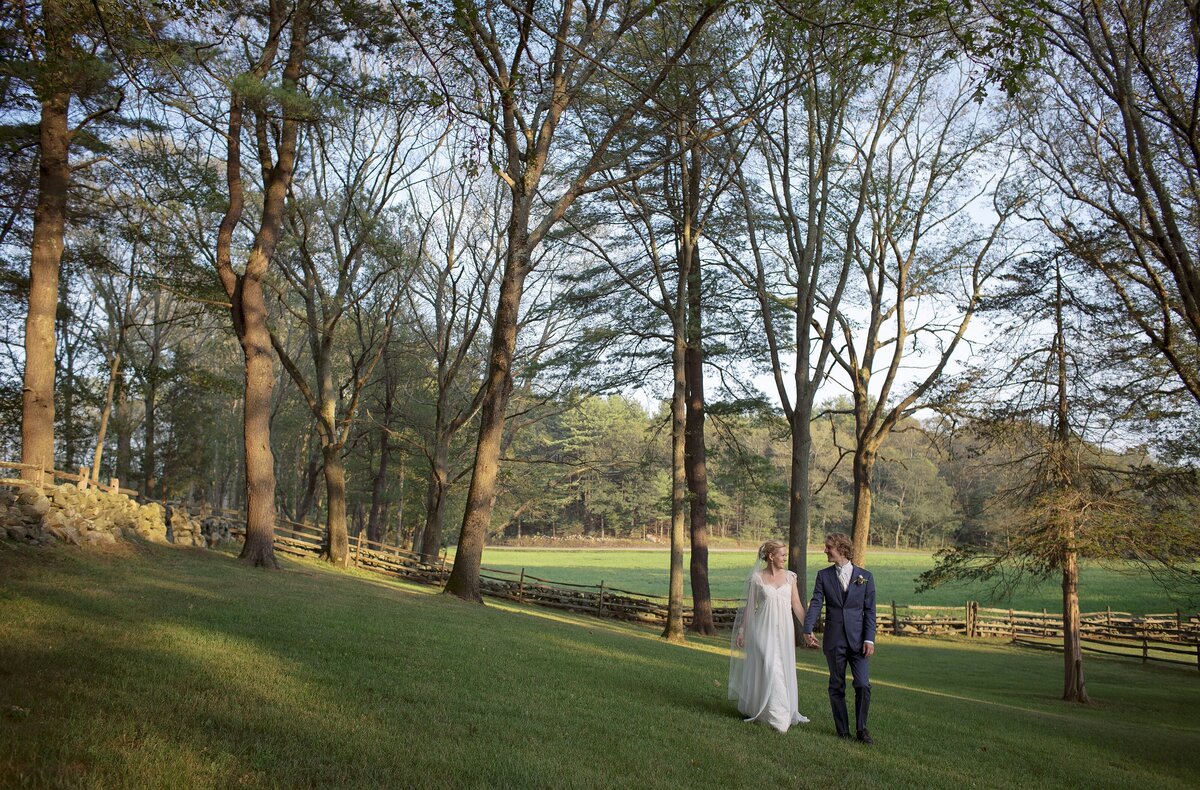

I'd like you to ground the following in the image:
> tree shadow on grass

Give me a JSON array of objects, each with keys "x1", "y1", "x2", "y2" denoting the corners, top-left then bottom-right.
[{"x1": 3, "y1": 543, "x2": 1199, "y2": 789}]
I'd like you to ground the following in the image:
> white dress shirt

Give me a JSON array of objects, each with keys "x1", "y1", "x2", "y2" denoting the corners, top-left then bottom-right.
[
  {"x1": 835, "y1": 560, "x2": 873, "y2": 645},
  {"x1": 836, "y1": 561, "x2": 853, "y2": 591}
]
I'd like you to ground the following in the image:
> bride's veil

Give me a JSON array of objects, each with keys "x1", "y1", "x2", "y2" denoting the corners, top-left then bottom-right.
[{"x1": 727, "y1": 552, "x2": 763, "y2": 700}]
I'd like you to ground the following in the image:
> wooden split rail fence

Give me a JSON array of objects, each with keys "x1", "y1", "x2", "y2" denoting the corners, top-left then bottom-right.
[
  {"x1": 258, "y1": 518, "x2": 1200, "y2": 671},
  {"x1": 0, "y1": 460, "x2": 138, "y2": 497},
  {"x1": 262, "y1": 517, "x2": 744, "y2": 627},
  {"x1": 879, "y1": 601, "x2": 1200, "y2": 670}
]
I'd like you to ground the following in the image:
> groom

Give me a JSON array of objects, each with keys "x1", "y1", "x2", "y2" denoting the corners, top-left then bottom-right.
[{"x1": 803, "y1": 532, "x2": 876, "y2": 744}]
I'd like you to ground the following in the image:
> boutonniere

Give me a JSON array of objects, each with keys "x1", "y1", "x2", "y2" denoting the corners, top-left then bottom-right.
[{"x1": 853, "y1": 575, "x2": 867, "y2": 586}]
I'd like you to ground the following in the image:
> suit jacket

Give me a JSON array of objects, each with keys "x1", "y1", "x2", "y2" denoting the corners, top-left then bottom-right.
[{"x1": 803, "y1": 564, "x2": 877, "y2": 652}]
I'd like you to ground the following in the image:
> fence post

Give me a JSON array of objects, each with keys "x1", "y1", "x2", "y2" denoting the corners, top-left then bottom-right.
[
  {"x1": 1042, "y1": 608, "x2": 1048, "y2": 638},
  {"x1": 1142, "y1": 621, "x2": 1149, "y2": 664},
  {"x1": 518, "y1": 568, "x2": 525, "y2": 603},
  {"x1": 891, "y1": 600, "x2": 899, "y2": 636},
  {"x1": 598, "y1": 580, "x2": 606, "y2": 615},
  {"x1": 353, "y1": 533, "x2": 362, "y2": 567},
  {"x1": 1106, "y1": 606, "x2": 1113, "y2": 635},
  {"x1": 109, "y1": 477, "x2": 119, "y2": 493},
  {"x1": 1010, "y1": 609, "x2": 1016, "y2": 641},
  {"x1": 967, "y1": 601, "x2": 978, "y2": 638},
  {"x1": 77, "y1": 466, "x2": 89, "y2": 490}
]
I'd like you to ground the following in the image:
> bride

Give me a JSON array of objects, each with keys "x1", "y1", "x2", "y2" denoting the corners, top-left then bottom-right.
[{"x1": 728, "y1": 539, "x2": 811, "y2": 733}]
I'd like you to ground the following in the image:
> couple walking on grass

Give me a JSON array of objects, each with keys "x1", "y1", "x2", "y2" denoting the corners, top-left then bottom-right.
[{"x1": 729, "y1": 533, "x2": 877, "y2": 743}]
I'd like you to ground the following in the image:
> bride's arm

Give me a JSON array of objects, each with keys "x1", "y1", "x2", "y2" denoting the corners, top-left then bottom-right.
[
  {"x1": 790, "y1": 575, "x2": 806, "y2": 621},
  {"x1": 737, "y1": 580, "x2": 758, "y2": 647}
]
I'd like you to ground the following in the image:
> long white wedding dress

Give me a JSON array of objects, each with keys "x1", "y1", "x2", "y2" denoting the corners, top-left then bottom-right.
[{"x1": 728, "y1": 570, "x2": 808, "y2": 733}]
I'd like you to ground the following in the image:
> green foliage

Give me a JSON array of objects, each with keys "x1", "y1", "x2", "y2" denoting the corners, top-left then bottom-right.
[
  {"x1": 491, "y1": 394, "x2": 971, "y2": 547},
  {"x1": 919, "y1": 244, "x2": 1200, "y2": 609},
  {"x1": 496, "y1": 396, "x2": 665, "y2": 539}
]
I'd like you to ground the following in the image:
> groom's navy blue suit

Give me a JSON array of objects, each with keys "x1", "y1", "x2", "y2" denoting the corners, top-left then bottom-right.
[{"x1": 803, "y1": 564, "x2": 876, "y2": 737}]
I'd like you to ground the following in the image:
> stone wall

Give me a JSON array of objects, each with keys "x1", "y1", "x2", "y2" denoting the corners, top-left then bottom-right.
[{"x1": 0, "y1": 483, "x2": 230, "y2": 549}]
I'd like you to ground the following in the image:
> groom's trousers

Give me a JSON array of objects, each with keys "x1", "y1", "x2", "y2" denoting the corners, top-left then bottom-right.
[{"x1": 824, "y1": 644, "x2": 871, "y2": 735}]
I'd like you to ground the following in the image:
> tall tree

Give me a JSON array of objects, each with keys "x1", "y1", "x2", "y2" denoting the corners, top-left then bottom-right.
[
  {"x1": 6, "y1": 0, "x2": 125, "y2": 480},
  {"x1": 4, "y1": 0, "x2": 189, "y2": 482},
  {"x1": 17, "y1": 0, "x2": 72, "y2": 481},
  {"x1": 917, "y1": 247, "x2": 1187, "y2": 702},
  {"x1": 400, "y1": 165, "x2": 498, "y2": 563},
  {"x1": 272, "y1": 47, "x2": 435, "y2": 568},
  {"x1": 554, "y1": 5, "x2": 758, "y2": 635},
  {"x1": 425, "y1": 0, "x2": 725, "y2": 603},
  {"x1": 821, "y1": 24, "x2": 1022, "y2": 565},
  {"x1": 725, "y1": 1, "x2": 896, "y2": 598},
  {"x1": 562, "y1": 145, "x2": 719, "y2": 639},
  {"x1": 211, "y1": 0, "x2": 313, "y2": 567},
  {"x1": 88, "y1": 251, "x2": 134, "y2": 487}
]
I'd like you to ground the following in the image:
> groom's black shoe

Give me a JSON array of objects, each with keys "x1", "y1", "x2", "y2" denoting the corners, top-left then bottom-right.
[{"x1": 856, "y1": 729, "x2": 874, "y2": 745}]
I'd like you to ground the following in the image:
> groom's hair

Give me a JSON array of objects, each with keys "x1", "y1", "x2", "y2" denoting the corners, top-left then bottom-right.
[{"x1": 824, "y1": 532, "x2": 854, "y2": 562}]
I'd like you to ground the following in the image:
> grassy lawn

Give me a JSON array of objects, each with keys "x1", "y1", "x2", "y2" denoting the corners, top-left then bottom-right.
[
  {"x1": 475, "y1": 547, "x2": 1199, "y2": 614},
  {"x1": 1, "y1": 541, "x2": 1197, "y2": 788}
]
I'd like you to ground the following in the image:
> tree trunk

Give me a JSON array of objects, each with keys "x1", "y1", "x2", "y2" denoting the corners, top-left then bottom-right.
[
  {"x1": 444, "y1": 238, "x2": 530, "y2": 603},
  {"x1": 115, "y1": 369, "x2": 131, "y2": 484},
  {"x1": 236, "y1": 275, "x2": 280, "y2": 568},
  {"x1": 1053, "y1": 258, "x2": 1088, "y2": 702},
  {"x1": 419, "y1": 439, "x2": 449, "y2": 563},
  {"x1": 218, "y1": 2, "x2": 310, "y2": 569},
  {"x1": 295, "y1": 437, "x2": 321, "y2": 524},
  {"x1": 396, "y1": 460, "x2": 407, "y2": 548},
  {"x1": 663, "y1": 317, "x2": 688, "y2": 643},
  {"x1": 21, "y1": 72, "x2": 69, "y2": 482},
  {"x1": 142, "y1": 366, "x2": 157, "y2": 497},
  {"x1": 142, "y1": 290, "x2": 167, "y2": 496},
  {"x1": 60, "y1": 314, "x2": 78, "y2": 470},
  {"x1": 1061, "y1": 538, "x2": 1088, "y2": 703},
  {"x1": 367, "y1": 425, "x2": 390, "y2": 544},
  {"x1": 321, "y1": 444, "x2": 349, "y2": 566},
  {"x1": 850, "y1": 445, "x2": 876, "y2": 565},
  {"x1": 684, "y1": 231, "x2": 714, "y2": 635},
  {"x1": 788, "y1": 412, "x2": 813, "y2": 601},
  {"x1": 90, "y1": 353, "x2": 120, "y2": 485}
]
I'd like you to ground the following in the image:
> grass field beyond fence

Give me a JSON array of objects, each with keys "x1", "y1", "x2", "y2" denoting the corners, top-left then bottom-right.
[
  {"x1": 474, "y1": 547, "x2": 1200, "y2": 614},
  {"x1": 1, "y1": 541, "x2": 1197, "y2": 788}
]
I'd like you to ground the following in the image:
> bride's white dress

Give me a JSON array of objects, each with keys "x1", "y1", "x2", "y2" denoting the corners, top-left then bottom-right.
[{"x1": 731, "y1": 570, "x2": 808, "y2": 733}]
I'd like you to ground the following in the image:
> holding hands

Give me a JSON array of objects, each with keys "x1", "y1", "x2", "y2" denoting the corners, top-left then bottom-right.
[{"x1": 803, "y1": 631, "x2": 873, "y2": 656}]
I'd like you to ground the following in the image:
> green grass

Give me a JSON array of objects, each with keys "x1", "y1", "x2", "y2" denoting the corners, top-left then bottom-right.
[
  {"x1": 1, "y1": 541, "x2": 1197, "y2": 788},
  {"x1": 474, "y1": 547, "x2": 1199, "y2": 613}
]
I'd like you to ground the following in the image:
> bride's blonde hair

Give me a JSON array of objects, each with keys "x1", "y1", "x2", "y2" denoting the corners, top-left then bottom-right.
[{"x1": 758, "y1": 539, "x2": 787, "y2": 565}]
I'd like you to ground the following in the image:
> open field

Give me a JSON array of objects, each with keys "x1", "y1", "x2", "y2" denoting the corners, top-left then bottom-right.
[
  {"x1": 1, "y1": 541, "x2": 1197, "y2": 788},
  {"x1": 475, "y1": 547, "x2": 1199, "y2": 614}
]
